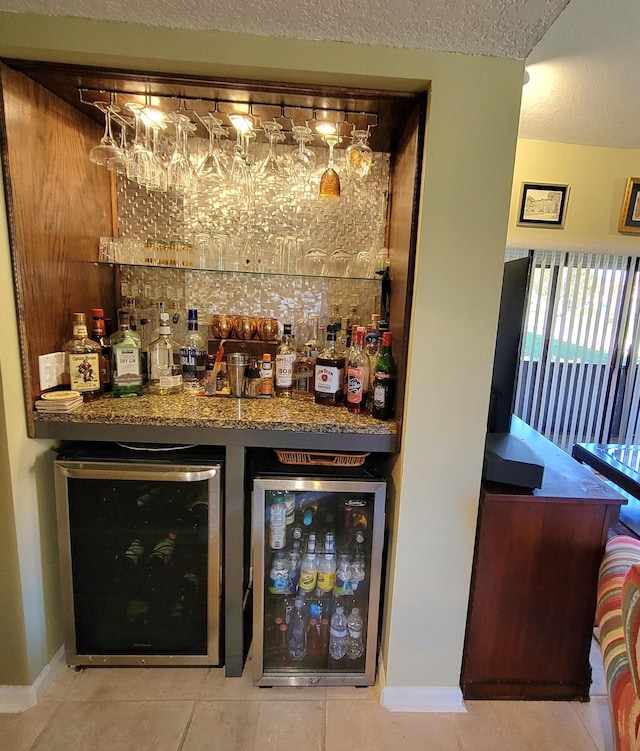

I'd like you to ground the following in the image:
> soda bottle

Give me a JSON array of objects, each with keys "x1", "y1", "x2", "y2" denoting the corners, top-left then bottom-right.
[
  {"x1": 316, "y1": 532, "x2": 337, "y2": 595},
  {"x1": 288, "y1": 595, "x2": 308, "y2": 660},
  {"x1": 346, "y1": 607, "x2": 365, "y2": 659},
  {"x1": 298, "y1": 533, "x2": 318, "y2": 593},
  {"x1": 329, "y1": 605, "x2": 348, "y2": 660}
]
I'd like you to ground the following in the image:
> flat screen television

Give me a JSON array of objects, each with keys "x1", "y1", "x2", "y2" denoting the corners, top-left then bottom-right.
[{"x1": 483, "y1": 253, "x2": 545, "y2": 489}]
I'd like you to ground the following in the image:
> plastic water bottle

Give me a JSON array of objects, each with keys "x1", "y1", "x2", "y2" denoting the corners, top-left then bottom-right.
[
  {"x1": 288, "y1": 596, "x2": 307, "y2": 660},
  {"x1": 329, "y1": 606, "x2": 348, "y2": 660},
  {"x1": 269, "y1": 491, "x2": 288, "y2": 550},
  {"x1": 346, "y1": 607, "x2": 365, "y2": 659},
  {"x1": 268, "y1": 551, "x2": 290, "y2": 594},
  {"x1": 333, "y1": 554, "x2": 352, "y2": 597},
  {"x1": 350, "y1": 553, "x2": 365, "y2": 593}
]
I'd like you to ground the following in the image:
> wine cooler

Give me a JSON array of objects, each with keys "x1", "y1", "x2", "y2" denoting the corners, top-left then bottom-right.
[
  {"x1": 54, "y1": 444, "x2": 222, "y2": 666},
  {"x1": 252, "y1": 473, "x2": 386, "y2": 686}
]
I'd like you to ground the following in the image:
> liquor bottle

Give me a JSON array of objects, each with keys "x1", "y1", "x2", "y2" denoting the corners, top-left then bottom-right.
[
  {"x1": 110, "y1": 310, "x2": 144, "y2": 397},
  {"x1": 260, "y1": 353, "x2": 274, "y2": 396},
  {"x1": 314, "y1": 326, "x2": 345, "y2": 407},
  {"x1": 337, "y1": 316, "x2": 349, "y2": 353},
  {"x1": 348, "y1": 304, "x2": 361, "y2": 334},
  {"x1": 371, "y1": 331, "x2": 396, "y2": 420},
  {"x1": 91, "y1": 308, "x2": 112, "y2": 393},
  {"x1": 170, "y1": 572, "x2": 199, "y2": 619},
  {"x1": 180, "y1": 308, "x2": 207, "y2": 392},
  {"x1": 292, "y1": 315, "x2": 320, "y2": 400},
  {"x1": 112, "y1": 538, "x2": 145, "y2": 586},
  {"x1": 147, "y1": 312, "x2": 183, "y2": 395},
  {"x1": 275, "y1": 323, "x2": 296, "y2": 397},
  {"x1": 346, "y1": 327, "x2": 370, "y2": 414},
  {"x1": 62, "y1": 312, "x2": 102, "y2": 401}
]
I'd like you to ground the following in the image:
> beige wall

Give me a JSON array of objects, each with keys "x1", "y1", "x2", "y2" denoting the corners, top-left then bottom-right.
[
  {"x1": 0, "y1": 12, "x2": 524, "y2": 693},
  {"x1": 508, "y1": 138, "x2": 640, "y2": 253}
]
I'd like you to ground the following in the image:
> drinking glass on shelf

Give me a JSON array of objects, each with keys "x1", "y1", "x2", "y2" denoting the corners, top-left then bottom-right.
[
  {"x1": 345, "y1": 129, "x2": 373, "y2": 180},
  {"x1": 329, "y1": 249, "x2": 351, "y2": 277},
  {"x1": 304, "y1": 247, "x2": 328, "y2": 276},
  {"x1": 319, "y1": 133, "x2": 341, "y2": 199},
  {"x1": 89, "y1": 102, "x2": 124, "y2": 168}
]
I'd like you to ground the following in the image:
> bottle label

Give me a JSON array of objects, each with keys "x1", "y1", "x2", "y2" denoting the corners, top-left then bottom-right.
[
  {"x1": 346, "y1": 366, "x2": 365, "y2": 403},
  {"x1": 330, "y1": 625, "x2": 347, "y2": 639},
  {"x1": 180, "y1": 348, "x2": 206, "y2": 381},
  {"x1": 298, "y1": 568, "x2": 317, "y2": 591},
  {"x1": 316, "y1": 570, "x2": 336, "y2": 592},
  {"x1": 113, "y1": 348, "x2": 141, "y2": 383},
  {"x1": 275, "y1": 353, "x2": 296, "y2": 387},
  {"x1": 72, "y1": 324, "x2": 88, "y2": 338},
  {"x1": 373, "y1": 380, "x2": 387, "y2": 408},
  {"x1": 315, "y1": 365, "x2": 343, "y2": 394},
  {"x1": 158, "y1": 374, "x2": 182, "y2": 388},
  {"x1": 68, "y1": 353, "x2": 101, "y2": 392}
]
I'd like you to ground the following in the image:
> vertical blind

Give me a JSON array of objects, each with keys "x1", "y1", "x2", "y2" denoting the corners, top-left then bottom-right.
[{"x1": 505, "y1": 248, "x2": 640, "y2": 451}]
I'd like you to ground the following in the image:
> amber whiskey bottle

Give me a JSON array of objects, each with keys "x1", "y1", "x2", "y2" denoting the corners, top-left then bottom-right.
[{"x1": 314, "y1": 326, "x2": 345, "y2": 407}]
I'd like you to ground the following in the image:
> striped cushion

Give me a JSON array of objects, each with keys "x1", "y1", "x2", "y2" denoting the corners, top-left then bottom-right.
[{"x1": 597, "y1": 535, "x2": 640, "y2": 751}]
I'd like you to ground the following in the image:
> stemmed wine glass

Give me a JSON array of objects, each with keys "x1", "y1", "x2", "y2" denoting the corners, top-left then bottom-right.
[
  {"x1": 289, "y1": 125, "x2": 316, "y2": 187},
  {"x1": 319, "y1": 132, "x2": 341, "y2": 199},
  {"x1": 125, "y1": 102, "x2": 153, "y2": 184},
  {"x1": 198, "y1": 114, "x2": 229, "y2": 183},
  {"x1": 345, "y1": 128, "x2": 373, "y2": 180},
  {"x1": 256, "y1": 121, "x2": 285, "y2": 183},
  {"x1": 166, "y1": 112, "x2": 197, "y2": 194},
  {"x1": 89, "y1": 102, "x2": 124, "y2": 168},
  {"x1": 143, "y1": 113, "x2": 168, "y2": 192},
  {"x1": 228, "y1": 114, "x2": 254, "y2": 208}
]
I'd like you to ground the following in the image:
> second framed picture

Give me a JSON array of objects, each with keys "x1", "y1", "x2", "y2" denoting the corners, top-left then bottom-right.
[{"x1": 517, "y1": 182, "x2": 569, "y2": 228}]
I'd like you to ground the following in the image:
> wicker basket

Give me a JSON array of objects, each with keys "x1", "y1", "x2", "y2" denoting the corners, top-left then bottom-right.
[{"x1": 273, "y1": 449, "x2": 370, "y2": 467}]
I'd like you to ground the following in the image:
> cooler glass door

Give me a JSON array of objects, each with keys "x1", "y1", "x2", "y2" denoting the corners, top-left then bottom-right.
[
  {"x1": 253, "y1": 477, "x2": 386, "y2": 686},
  {"x1": 54, "y1": 460, "x2": 221, "y2": 666}
]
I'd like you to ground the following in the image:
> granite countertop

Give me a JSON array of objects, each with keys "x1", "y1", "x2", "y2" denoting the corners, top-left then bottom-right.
[{"x1": 34, "y1": 392, "x2": 395, "y2": 435}]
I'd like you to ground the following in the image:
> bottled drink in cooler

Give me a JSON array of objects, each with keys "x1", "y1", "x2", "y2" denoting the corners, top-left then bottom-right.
[
  {"x1": 269, "y1": 491, "x2": 287, "y2": 550},
  {"x1": 269, "y1": 551, "x2": 290, "y2": 594},
  {"x1": 346, "y1": 607, "x2": 365, "y2": 659},
  {"x1": 350, "y1": 553, "x2": 366, "y2": 593},
  {"x1": 334, "y1": 554, "x2": 352, "y2": 597},
  {"x1": 287, "y1": 540, "x2": 301, "y2": 593},
  {"x1": 298, "y1": 533, "x2": 318, "y2": 593},
  {"x1": 329, "y1": 605, "x2": 348, "y2": 660},
  {"x1": 288, "y1": 595, "x2": 307, "y2": 660},
  {"x1": 316, "y1": 532, "x2": 337, "y2": 595}
]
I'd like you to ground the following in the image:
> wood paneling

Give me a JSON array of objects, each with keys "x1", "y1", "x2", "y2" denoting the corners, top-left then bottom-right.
[
  {"x1": 0, "y1": 64, "x2": 115, "y2": 436},
  {"x1": 387, "y1": 99, "x2": 426, "y2": 445}
]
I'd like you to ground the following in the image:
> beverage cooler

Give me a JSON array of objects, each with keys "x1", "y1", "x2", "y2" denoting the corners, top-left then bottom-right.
[
  {"x1": 54, "y1": 444, "x2": 222, "y2": 667},
  {"x1": 252, "y1": 471, "x2": 386, "y2": 686}
]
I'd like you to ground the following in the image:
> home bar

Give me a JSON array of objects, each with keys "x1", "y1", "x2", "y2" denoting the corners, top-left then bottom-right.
[{"x1": 0, "y1": 14, "x2": 542, "y2": 712}]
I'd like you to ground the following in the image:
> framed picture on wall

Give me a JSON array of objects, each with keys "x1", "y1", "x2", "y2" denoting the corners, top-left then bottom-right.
[
  {"x1": 517, "y1": 182, "x2": 569, "y2": 228},
  {"x1": 618, "y1": 178, "x2": 640, "y2": 234}
]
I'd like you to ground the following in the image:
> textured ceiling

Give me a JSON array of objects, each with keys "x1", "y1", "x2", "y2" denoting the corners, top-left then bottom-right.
[
  {"x1": 0, "y1": 0, "x2": 569, "y2": 58},
  {"x1": 0, "y1": 0, "x2": 638, "y2": 150}
]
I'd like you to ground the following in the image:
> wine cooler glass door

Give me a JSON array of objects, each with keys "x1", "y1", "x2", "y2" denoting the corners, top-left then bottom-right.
[
  {"x1": 253, "y1": 477, "x2": 386, "y2": 686},
  {"x1": 54, "y1": 460, "x2": 222, "y2": 666}
]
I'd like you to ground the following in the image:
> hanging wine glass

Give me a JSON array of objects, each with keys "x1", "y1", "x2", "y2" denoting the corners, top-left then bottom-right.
[
  {"x1": 106, "y1": 112, "x2": 131, "y2": 176},
  {"x1": 198, "y1": 114, "x2": 229, "y2": 183},
  {"x1": 125, "y1": 102, "x2": 153, "y2": 184},
  {"x1": 89, "y1": 102, "x2": 124, "y2": 168},
  {"x1": 256, "y1": 121, "x2": 285, "y2": 183},
  {"x1": 345, "y1": 128, "x2": 373, "y2": 180},
  {"x1": 289, "y1": 125, "x2": 316, "y2": 187},
  {"x1": 143, "y1": 113, "x2": 168, "y2": 192},
  {"x1": 228, "y1": 114, "x2": 254, "y2": 209},
  {"x1": 166, "y1": 112, "x2": 197, "y2": 195},
  {"x1": 319, "y1": 132, "x2": 341, "y2": 199}
]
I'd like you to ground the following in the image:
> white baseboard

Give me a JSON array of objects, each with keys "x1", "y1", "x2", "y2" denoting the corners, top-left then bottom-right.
[
  {"x1": 0, "y1": 646, "x2": 66, "y2": 713},
  {"x1": 377, "y1": 654, "x2": 466, "y2": 713}
]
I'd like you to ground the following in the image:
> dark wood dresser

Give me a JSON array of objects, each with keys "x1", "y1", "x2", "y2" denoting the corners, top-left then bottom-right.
[{"x1": 461, "y1": 418, "x2": 626, "y2": 700}]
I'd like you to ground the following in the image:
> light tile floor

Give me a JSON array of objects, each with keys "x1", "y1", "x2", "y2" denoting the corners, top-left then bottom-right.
[{"x1": 0, "y1": 640, "x2": 614, "y2": 751}]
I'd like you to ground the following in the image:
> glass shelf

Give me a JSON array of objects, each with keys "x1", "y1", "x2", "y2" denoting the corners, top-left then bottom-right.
[{"x1": 93, "y1": 259, "x2": 382, "y2": 283}]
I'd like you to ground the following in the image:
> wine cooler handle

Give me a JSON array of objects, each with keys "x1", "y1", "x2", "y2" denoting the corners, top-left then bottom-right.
[{"x1": 57, "y1": 463, "x2": 219, "y2": 483}]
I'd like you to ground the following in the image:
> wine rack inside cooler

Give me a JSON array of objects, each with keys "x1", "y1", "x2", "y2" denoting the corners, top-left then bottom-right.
[
  {"x1": 253, "y1": 476, "x2": 386, "y2": 686},
  {"x1": 54, "y1": 457, "x2": 222, "y2": 666}
]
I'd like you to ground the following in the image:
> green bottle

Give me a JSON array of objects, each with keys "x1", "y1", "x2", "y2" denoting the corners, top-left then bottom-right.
[
  {"x1": 110, "y1": 310, "x2": 144, "y2": 397},
  {"x1": 371, "y1": 331, "x2": 396, "y2": 420}
]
